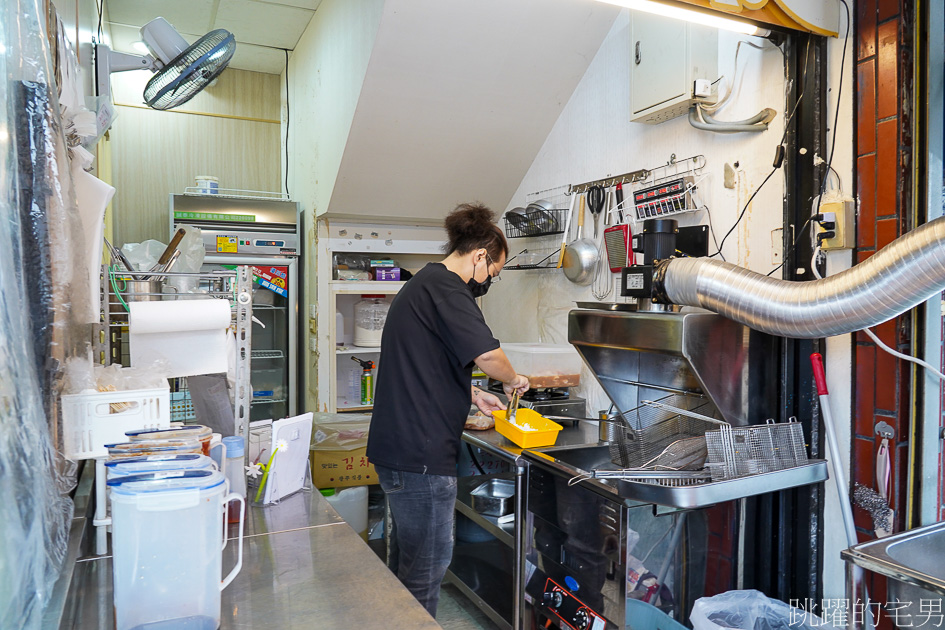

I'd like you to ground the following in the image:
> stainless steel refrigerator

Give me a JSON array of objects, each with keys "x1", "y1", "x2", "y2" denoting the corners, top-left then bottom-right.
[{"x1": 171, "y1": 194, "x2": 301, "y2": 422}]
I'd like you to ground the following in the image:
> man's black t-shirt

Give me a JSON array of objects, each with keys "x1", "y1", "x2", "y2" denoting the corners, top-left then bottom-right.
[{"x1": 366, "y1": 263, "x2": 500, "y2": 476}]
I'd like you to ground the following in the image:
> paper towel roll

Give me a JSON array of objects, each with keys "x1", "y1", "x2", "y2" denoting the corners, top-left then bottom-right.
[
  {"x1": 129, "y1": 299, "x2": 232, "y2": 377},
  {"x1": 129, "y1": 299, "x2": 231, "y2": 333}
]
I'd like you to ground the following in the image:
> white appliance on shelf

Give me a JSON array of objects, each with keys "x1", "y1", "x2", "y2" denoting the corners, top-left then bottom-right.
[{"x1": 170, "y1": 194, "x2": 301, "y2": 423}]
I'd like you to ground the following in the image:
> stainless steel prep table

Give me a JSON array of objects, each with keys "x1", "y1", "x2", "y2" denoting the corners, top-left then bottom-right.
[
  {"x1": 455, "y1": 421, "x2": 602, "y2": 630},
  {"x1": 60, "y1": 481, "x2": 440, "y2": 629}
]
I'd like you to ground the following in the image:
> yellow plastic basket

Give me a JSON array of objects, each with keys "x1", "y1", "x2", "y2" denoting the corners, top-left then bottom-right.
[{"x1": 493, "y1": 408, "x2": 563, "y2": 448}]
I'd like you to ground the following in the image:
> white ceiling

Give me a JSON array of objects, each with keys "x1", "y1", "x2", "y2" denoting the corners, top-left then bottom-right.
[
  {"x1": 104, "y1": 0, "x2": 321, "y2": 74},
  {"x1": 327, "y1": 0, "x2": 620, "y2": 220}
]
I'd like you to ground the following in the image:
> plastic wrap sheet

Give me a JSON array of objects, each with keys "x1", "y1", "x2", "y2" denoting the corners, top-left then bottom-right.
[{"x1": 1, "y1": 1, "x2": 86, "y2": 627}]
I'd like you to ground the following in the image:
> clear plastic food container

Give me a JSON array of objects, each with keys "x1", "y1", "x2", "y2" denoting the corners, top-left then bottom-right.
[{"x1": 502, "y1": 343, "x2": 582, "y2": 388}]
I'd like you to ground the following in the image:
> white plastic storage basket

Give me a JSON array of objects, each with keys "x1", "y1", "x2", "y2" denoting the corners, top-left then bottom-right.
[{"x1": 62, "y1": 387, "x2": 171, "y2": 460}]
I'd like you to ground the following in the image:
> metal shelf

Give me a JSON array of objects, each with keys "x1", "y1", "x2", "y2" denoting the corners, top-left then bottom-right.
[
  {"x1": 250, "y1": 398, "x2": 287, "y2": 406},
  {"x1": 252, "y1": 349, "x2": 285, "y2": 360},
  {"x1": 336, "y1": 346, "x2": 381, "y2": 355},
  {"x1": 454, "y1": 474, "x2": 515, "y2": 548},
  {"x1": 446, "y1": 539, "x2": 513, "y2": 630},
  {"x1": 329, "y1": 280, "x2": 405, "y2": 293}
]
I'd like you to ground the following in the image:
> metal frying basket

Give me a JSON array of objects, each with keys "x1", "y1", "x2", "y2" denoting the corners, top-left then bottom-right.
[
  {"x1": 704, "y1": 418, "x2": 809, "y2": 481},
  {"x1": 608, "y1": 394, "x2": 727, "y2": 469}
]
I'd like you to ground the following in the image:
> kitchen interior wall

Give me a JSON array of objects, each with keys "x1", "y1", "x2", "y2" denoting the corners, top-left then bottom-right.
[
  {"x1": 283, "y1": 0, "x2": 385, "y2": 408},
  {"x1": 482, "y1": 9, "x2": 854, "y2": 599},
  {"x1": 109, "y1": 68, "x2": 282, "y2": 246},
  {"x1": 482, "y1": 12, "x2": 789, "y2": 411}
]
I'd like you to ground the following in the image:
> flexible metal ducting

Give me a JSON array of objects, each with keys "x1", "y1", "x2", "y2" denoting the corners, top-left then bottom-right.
[{"x1": 658, "y1": 215, "x2": 945, "y2": 339}]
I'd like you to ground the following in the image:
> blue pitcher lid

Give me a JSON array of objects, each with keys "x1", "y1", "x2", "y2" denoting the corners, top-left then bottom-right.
[
  {"x1": 105, "y1": 454, "x2": 213, "y2": 475},
  {"x1": 107, "y1": 469, "x2": 226, "y2": 494},
  {"x1": 125, "y1": 425, "x2": 211, "y2": 440}
]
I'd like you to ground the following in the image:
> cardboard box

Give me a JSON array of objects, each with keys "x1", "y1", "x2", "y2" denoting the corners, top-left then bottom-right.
[
  {"x1": 310, "y1": 447, "x2": 376, "y2": 489},
  {"x1": 374, "y1": 267, "x2": 401, "y2": 281},
  {"x1": 310, "y1": 412, "x2": 376, "y2": 489}
]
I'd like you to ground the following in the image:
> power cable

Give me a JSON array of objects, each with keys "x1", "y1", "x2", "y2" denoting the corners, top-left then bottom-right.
[
  {"x1": 770, "y1": 1, "x2": 849, "y2": 275},
  {"x1": 710, "y1": 37, "x2": 811, "y2": 259},
  {"x1": 817, "y1": 0, "x2": 850, "y2": 202},
  {"x1": 284, "y1": 49, "x2": 290, "y2": 198}
]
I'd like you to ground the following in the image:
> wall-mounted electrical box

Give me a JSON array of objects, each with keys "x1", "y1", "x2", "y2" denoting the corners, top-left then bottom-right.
[
  {"x1": 817, "y1": 198, "x2": 857, "y2": 250},
  {"x1": 629, "y1": 12, "x2": 718, "y2": 124}
]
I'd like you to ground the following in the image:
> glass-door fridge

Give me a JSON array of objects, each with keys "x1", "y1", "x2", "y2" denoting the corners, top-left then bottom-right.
[{"x1": 170, "y1": 194, "x2": 301, "y2": 423}]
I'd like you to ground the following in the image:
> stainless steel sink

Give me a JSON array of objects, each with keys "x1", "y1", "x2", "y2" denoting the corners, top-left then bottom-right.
[
  {"x1": 523, "y1": 442, "x2": 827, "y2": 509},
  {"x1": 842, "y1": 520, "x2": 945, "y2": 599}
]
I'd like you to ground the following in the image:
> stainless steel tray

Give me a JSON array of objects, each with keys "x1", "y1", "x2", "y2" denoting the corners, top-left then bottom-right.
[
  {"x1": 842, "y1": 520, "x2": 945, "y2": 598},
  {"x1": 524, "y1": 443, "x2": 827, "y2": 509},
  {"x1": 470, "y1": 478, "x2": 515, "y2": 516}
]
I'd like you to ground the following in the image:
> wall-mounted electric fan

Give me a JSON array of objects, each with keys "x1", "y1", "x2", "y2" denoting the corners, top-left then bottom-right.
[{"x1": 95, "y1": 17, "x2": 236, "y2": 111}]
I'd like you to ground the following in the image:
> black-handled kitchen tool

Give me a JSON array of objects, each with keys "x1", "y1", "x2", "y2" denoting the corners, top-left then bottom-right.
[
  {"x1": 614, "y1": 183, "x2": 625, "y2": 223},
  {"x1": 587, "y1": 185, "x2": 604, "y2": 239}
]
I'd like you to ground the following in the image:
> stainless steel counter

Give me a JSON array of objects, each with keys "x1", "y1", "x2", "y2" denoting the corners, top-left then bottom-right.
[
  {"x1": 462, "y1": 420, "x2": 603, "y2": 462},
  {"x1": 60, "y1": 487, "x2": 439, "y2": 629}
]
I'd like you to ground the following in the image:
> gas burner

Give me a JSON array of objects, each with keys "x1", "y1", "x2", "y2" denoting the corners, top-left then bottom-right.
[{"x1": 487, "y1": 382, "x2": 571, "y2": 401}]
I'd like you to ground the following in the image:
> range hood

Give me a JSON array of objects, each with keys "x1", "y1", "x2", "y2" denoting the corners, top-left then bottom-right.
[{"x1": 568, "y1": 308, "x2": 779, "y2": 426}]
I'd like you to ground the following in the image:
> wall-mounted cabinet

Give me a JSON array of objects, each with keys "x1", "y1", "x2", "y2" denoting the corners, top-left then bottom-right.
[{"x1": 629, "y1": 12, "x2": 718, "y2": 124}]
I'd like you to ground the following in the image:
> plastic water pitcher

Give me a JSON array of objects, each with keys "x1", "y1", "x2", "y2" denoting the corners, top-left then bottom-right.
[{"x1": 108, "y1": 470, "x2": 244, "y2": 630}]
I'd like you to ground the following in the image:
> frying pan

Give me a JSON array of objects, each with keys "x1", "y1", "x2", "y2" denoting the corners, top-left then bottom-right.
[{"x1": 562, "y1": 195, "x2": 598, "y2": 285}]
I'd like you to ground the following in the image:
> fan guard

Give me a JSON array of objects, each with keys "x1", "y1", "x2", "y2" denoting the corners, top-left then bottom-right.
[{"x1": 144, "y1": 29, "x2": 236, "y2": 111}]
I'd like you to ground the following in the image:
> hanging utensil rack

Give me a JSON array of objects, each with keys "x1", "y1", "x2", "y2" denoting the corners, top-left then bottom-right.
[
  {"x1": 566, "y1": 168, "x2": 650, "y2": 195},
  {"x1": 502, "y1": 207, "x2": 569, "y2": 238},
  {"x1": 628, "y1": 154, "x2": 707, "y2": 223},
  {"x1": 503, "y1": 247, "x2": 560, "y2": 270}
]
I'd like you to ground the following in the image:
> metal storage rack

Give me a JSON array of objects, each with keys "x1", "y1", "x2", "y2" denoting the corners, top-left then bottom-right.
[
  {"x1": 446, "y1": 473, "x2": 516, "y2": 630},
  {"x1": 94, "y1": 265, "x2": 254, "y2": 439}
]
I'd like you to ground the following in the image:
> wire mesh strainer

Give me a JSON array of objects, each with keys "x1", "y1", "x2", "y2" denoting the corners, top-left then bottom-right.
[
  {"x1": 608, "y1": 394, "x2": 727, "y2": 469},
  {"x1": 704, "y1": 418, "x2": 809, "y2": 481}
]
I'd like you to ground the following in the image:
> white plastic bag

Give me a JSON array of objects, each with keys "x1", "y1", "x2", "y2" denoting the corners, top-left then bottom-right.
[{"x1": 690, "y1": 590, "x2": 824, "y2": 630}]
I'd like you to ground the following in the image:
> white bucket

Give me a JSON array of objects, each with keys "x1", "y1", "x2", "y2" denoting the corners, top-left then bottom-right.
[
  {"x1": 109, "y1": 470, "x2": 244, "y2": 630},
  {"x1": 325, "y1": 486, "x2": 369, "y2": 540}
]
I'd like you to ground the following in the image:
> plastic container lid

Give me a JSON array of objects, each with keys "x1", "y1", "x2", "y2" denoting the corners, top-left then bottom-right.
[
  {"x1": 105, "y1": 454, "x2": 214, "y2": 477},
  {"x1": 107, "y1": 469, "x2": 226, "y2": 495},
  {"x1": 319, "y1": 488, "x2": 336, "y2": 497},
  {"x1": 126, "y1": 425, "x2": 212, "y2": 441},
  {"x1": 106, "y1": 439, "x2": 203, "y2": 460},
  {"x1": 222, "y1": 436, "x2": 244, "y2": 458}
]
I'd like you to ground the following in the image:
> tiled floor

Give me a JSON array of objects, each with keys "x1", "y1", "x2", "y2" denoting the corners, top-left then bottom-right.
[{"x1": 436, "y1": 582, "x2": 501, "y2": 629}]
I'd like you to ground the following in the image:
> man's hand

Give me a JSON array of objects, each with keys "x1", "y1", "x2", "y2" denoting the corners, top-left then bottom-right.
[
  {"x1": 473, "y1": 389, "x2": 506, "y2": 415},
  {"x1": 502, "y1": 374, "x2": 530, "y2": 398}
]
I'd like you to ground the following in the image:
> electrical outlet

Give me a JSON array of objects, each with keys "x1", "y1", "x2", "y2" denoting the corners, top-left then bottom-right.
[
  {"x1": 309, "y1": 338, "x2": 317, "y2": 352},
  {"x1": 817, "y1": 198, "x2": 856, "y2": 250},
  {"x1": 309, "y1": 304, "x2": 317, "y2": 319}
]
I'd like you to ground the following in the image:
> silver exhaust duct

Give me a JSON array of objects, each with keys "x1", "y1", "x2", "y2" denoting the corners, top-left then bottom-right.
[{"x1": 659, "y1": 215, "x2": 945, "y2": 339}]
